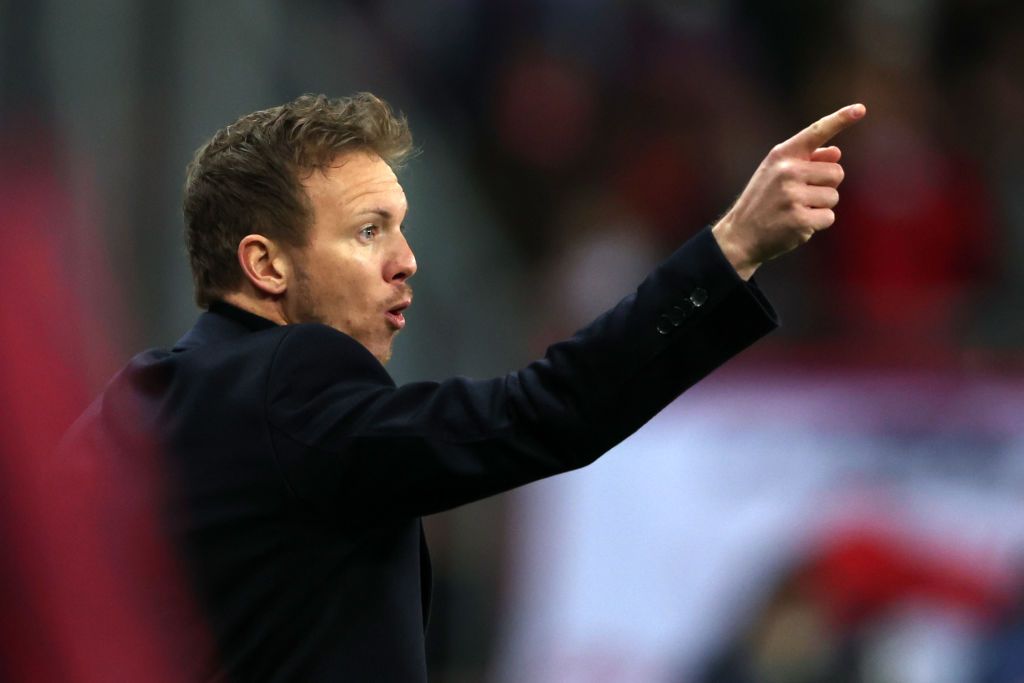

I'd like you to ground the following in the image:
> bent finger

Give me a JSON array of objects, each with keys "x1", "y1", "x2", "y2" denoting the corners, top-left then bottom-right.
[
  {"x1": 799, "y1": 160, "x2": 845, "y2": 187},
  {"x1": 802, "y1": 207, "x2": 837, "y2": 231},
  {"x1": 810, "y1": 146, "x2": 841, "y2": 163},
  {"x1": 800, "y1": 185, "x2": 840, "y2": 209}
]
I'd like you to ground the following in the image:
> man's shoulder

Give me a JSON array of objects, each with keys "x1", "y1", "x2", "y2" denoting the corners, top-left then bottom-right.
[
  {"x1": 170, "y1": 319, "x2": 367, "y2": 357},
  {"x1": 268, "y1": 323, "x2": 393, "y2": 388},
  {"x1": 186, "y1": 320, "x2": 383, "y2": 368},
  {"x1": 171, "y1": 319, "x2": 394, "y2": 395},
  {"x1": 275, "y1": 322, "x2": 368, "y2": 352}
]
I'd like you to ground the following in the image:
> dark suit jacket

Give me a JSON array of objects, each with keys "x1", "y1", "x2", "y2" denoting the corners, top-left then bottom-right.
[{"x1": 65, "y1": 227, "x2": 777, "y2": 682}]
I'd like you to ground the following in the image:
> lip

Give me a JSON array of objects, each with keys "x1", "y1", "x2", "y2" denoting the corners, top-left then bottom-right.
[{"x1": 385, "y1": 299, "x2": 411, "y2": 330}]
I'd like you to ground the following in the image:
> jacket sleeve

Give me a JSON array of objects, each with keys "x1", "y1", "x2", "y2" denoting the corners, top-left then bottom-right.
[{"x1": 264, "y1": 227, "x2": 778, "y2": 520}]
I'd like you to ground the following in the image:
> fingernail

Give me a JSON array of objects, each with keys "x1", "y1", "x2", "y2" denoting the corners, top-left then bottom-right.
[{"x1": 850, "y1": 104, "x2": 866, "y2": 118}]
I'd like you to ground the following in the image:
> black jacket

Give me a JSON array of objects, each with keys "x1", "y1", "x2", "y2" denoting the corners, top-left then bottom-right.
[{"x1": 66, "y1": 227, "x2": 777, "y2": 681}]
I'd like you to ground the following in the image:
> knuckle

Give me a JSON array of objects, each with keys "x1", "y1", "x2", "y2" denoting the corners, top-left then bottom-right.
[
  {"x1": 781, "y1": 181, "x2": 800, "y2": 204},
  {"x1": 791, "y1": 206, "x2": 809, "y2": 226}
]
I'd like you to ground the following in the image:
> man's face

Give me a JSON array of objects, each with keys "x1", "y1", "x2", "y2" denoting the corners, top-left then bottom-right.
[{"x1": 286, "y1": 150, "x2": 415, "y2": 364}]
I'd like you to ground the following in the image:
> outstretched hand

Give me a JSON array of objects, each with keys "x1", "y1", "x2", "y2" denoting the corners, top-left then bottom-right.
[{"x1": 712, "y1": 103, "x2": 867, "y2": 280}]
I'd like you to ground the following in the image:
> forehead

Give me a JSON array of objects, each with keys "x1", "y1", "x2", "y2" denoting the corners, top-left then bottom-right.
[{"x1": 302, "y1": 150, "x2": 406, "y2": 217}]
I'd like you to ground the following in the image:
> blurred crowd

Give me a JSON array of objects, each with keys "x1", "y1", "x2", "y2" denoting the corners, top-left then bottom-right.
[
  {"x1": 1, "y1": 0, "x2": 1023, "y2": 681},
  {"x1": 355, "y1": 0, "x2": 1024, "y2": 358}
]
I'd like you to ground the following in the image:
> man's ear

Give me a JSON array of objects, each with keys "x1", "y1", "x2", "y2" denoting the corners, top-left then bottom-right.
[{"x1": 237, "y1": 234, "x2": 291, "y2": 297}]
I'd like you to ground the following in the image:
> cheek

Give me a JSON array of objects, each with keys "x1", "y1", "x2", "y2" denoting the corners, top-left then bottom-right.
[
  {"x1": 303, "y1": 245, "x2": 385, "y2": 325},
  {"x1": 327, "y1": 265, "x2": 379, "y2": 323}
]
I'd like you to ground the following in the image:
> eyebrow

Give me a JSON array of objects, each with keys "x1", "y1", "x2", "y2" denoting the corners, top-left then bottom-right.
[{"x1": 358, "y1": 207, "x2": 394, "y2": 221}]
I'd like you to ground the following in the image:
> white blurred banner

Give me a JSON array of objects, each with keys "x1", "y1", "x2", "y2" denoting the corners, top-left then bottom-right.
[{"x1": 494, "y1": 367, "x2": 1024, "y2": 683}]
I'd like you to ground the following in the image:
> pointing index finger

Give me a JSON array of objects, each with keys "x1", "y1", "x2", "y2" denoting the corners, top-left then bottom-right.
[{"x1": 782, "y1": 104, "x2": 867, "y2": 156}]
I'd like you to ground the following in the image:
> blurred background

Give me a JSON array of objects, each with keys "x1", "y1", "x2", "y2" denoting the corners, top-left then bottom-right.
[{"x1": 2, "y1": 0, "x2": 1023, "y2": 681}]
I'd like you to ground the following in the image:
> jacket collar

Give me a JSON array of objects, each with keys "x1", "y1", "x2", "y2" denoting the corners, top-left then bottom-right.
[{"x1": 172, "y1": 301, "x2": 279, "y2": 351}]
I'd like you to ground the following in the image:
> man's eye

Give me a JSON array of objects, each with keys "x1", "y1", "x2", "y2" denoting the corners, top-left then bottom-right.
[{"x1": 359, "y1": 225, "x2": 377, "y2": 240}]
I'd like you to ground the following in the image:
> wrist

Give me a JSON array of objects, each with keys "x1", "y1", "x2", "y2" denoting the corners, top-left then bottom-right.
[{"x1": 711, "y1": 217, "x2": 759, "y2": 281}]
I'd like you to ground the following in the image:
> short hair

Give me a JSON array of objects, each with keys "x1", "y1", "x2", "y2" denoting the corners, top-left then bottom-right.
[{"x1": 183, "y1": 92, "x2": 414, "y2": 307}]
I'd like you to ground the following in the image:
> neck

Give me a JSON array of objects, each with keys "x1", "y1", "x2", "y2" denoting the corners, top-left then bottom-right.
[{"x1": 221, "y1": 291, "x2": 288, "y2": 326}]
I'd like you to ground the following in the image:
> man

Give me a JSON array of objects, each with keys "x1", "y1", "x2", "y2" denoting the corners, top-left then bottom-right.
[{"x1": 66, "y1": 92, "x2": 864, "y2": 681}]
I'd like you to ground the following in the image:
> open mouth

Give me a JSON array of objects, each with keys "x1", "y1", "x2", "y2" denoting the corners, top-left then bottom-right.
[{"x1": 385, "y1": 301, "x2": 410, "y2": 330}]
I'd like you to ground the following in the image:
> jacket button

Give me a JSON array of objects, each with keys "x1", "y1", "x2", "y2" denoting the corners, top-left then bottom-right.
[
  {"x1": 656, "y1": 315, "x2": 673, "y2": 335},
  {"x1": 668, "y1": 305, "x2": 688, "y2": 327},
  {"x1": 689, "y1": 288, "x2": 708, "y2": 307}
]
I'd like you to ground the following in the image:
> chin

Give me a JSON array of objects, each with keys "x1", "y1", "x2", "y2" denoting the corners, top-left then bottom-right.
[{"x1": 347, "y1": 331, "x2": 395, "y2": 365}]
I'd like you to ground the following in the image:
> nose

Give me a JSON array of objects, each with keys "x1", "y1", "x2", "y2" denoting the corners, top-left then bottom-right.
[{"x1": 385, "y1": 232, "x2": 417, "y2": 283}]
